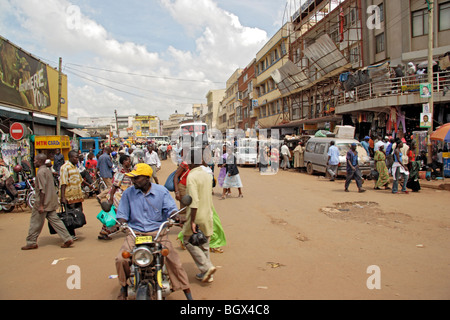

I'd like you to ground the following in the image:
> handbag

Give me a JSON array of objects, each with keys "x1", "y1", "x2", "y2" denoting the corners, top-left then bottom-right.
[
  {"x1": 164, "y1": 170, "x2": 177, "y2": 192},
  {"x1": 218, "y1": 167, "x2": 227, "y2": 187},
  {"x1": 60, "y1": 204, "x2": 87, "y2": 229},
  {"x1": 96, "y1": 205, "x2": 117, "y2": 228},
  {"x1": 188, "y1": 226, "x2": 208, "y2": 246}
]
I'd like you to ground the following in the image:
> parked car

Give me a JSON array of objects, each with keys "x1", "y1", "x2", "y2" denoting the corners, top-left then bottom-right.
[{"x1": 304, "y1": 137, "x2": 372, "y2": 177}]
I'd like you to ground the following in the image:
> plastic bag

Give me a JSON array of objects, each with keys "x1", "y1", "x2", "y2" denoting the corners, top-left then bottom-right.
[
  {"x1": 96, "y1": 205, "x2": 117, "y2": 228},
  {"x1": 164, "y1": 170, "x2": 177, "y2": 192}
]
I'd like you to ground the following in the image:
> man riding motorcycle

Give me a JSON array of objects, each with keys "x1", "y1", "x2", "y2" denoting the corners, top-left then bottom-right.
[{"x1": 114, "y1": 163, "x2": 193, "y2": 300}]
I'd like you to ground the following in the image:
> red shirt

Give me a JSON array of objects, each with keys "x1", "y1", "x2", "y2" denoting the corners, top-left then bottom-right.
[{"x1": 86, "y1": 159, "x2": 97, "y2": 170}]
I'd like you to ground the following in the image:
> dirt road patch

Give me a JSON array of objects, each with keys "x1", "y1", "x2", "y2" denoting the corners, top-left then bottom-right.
[{"x1": 320, "y1": 201, "x2": 413, "y2": 228}]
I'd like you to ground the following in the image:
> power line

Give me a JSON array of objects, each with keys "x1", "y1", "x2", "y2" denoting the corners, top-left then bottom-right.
[
  {"x1": 65, "y1": 62, "x2": 224, "y2": 84},
  {"x1": 64, "y1": 65, "x2": 206, "y2": 102}
]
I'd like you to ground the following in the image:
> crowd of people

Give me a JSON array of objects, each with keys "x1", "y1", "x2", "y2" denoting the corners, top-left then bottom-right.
[{"x1": 325, "y1": 134, "x2": 447, "y2": 194}]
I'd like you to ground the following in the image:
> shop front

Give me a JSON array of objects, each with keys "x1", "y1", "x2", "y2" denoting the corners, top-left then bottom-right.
[{"x1": 34, "y1": 135, "x2": 71, "y2": 164}]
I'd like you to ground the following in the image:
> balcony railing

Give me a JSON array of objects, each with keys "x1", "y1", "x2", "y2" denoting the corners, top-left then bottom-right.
[{"x1": 337, "y1": 71, "x2": 450, "y2": 106}]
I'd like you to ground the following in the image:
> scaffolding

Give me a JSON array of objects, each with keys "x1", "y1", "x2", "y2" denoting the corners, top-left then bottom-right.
[{"x1": 275, "y1": 0, "x2": 364, "y2": 127}]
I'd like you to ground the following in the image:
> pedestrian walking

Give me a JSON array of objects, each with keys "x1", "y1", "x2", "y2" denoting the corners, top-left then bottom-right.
[
  {"x1": 97, "y1": 147, "x2": 113, "y2": 202},
  {"x1": 327, "y1": 141, "x2": 340, "y2": 181},
  {"x1": 115, "y1": 163, "x2": 192, "y2": 300},
  {"x1": 60, "y1": 150, "x2": 85, "y2": 240},
  {"x1": 392, "y1": 140, "x2": 410, "y2": 194},
  {"x1": 373, "y1": 145, "x2": 390, "y2": 190},
  {"x1": 182, "y1": 149, "x2": 217, "y2": 283},
  {"x1": 21, "y1": 153, "x2": 73, "y2": 250},
  {"x1": 144, "y1": 144, "x2": 161, "y2": 184},
  {"x1": 220, "y1": 151, "x2": 243, "y2": 199},
  {"x1": 345, "y1": 143, "x2": 366, "y2": 193}
]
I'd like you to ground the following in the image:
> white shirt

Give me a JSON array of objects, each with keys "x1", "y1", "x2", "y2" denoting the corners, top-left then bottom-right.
[
  {"x1": 281, "y1": 145, "x2": 290, "y2": 156},
  {"x1": 144, "y1": 150, "x2": 161, "y2": 168}
]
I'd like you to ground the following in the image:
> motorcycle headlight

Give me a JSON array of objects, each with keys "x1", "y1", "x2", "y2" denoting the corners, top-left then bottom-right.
[{"x1": 132, "y1": 247, "x2": 153, "y2": 267}]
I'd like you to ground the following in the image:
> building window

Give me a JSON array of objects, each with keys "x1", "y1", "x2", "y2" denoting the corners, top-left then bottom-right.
[
  {"x1": 412, "y1": 8, "x2": 429, "y2": 37},
  {"x1": 439, "y1": 2, "x2": 450, "y2": 31},
  {"x1": 379, "y1": 3, "x2": 384, "y2": 22},
  {"x1": 376, "y1": 33, "x2": 385, "y2": 53}
]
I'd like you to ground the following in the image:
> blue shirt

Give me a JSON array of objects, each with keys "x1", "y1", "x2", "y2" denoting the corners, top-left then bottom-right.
[
  {"x1": 346, "y1": 150, "x2": 358, "y2": 172},
  {"x1": 117, "y1": 183, "x2": 178, "y2": 233},
  {"x1": 327, "y1": 145, "x2": 340, "y2": 166},
  {"x1": 97, "y1": 153, "x2": 113, "y2": 178},
  {"x1": 361, "y1": 141, "x2": 370, "y2": 154}
]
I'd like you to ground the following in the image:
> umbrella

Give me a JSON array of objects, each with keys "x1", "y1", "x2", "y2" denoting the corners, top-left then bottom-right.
[
  {"x1": 430, "y1": 123, "x2": 450, "y2": 142},
  {"x1": 417, "y1": 60, "x2": 437, "y2": 69}
]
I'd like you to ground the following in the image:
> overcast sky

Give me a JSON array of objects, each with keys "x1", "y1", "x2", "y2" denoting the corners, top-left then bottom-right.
[{"x1": 0, "y1": 0, "x2": 303, "y2": 123}]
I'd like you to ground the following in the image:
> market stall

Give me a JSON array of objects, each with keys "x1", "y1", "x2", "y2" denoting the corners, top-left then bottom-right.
[{"x1": 430, "y1": 123, "x2": 450, "y2": 178}]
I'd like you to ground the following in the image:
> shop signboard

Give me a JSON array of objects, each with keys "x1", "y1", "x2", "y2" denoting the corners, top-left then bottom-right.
[
  {"x1": 0, "y1": 36, "x2": 68, "y2": 118},
  {"x1": 35, "y1": 136, "x2": 70, "y2": 149}
]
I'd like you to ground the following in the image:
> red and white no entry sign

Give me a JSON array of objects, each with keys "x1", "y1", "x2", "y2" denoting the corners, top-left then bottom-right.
[{"x1": 10, "y1": 122, "x2": 26, "y2": 141}]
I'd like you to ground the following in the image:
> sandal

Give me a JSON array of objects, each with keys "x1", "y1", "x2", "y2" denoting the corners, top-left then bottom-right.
[
  {"x1": 210, "y1": 247, "x2": 224, "y2": 253},
  {"x1": 98, "y1": 234, "x2": 112, "y2": 240}
]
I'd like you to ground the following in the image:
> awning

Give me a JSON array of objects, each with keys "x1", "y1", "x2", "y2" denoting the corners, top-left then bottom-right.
[
  {"x1": 67, "y1": 128, "x2": 91, "y2": 138},
  {"x1": 272, "y1": 115, "x2": 342, "y2": 128}
]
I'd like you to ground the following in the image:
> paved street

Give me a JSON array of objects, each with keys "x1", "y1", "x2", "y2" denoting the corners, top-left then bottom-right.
[{"x1": 1, "y1": 159, "x2": 449, "y2": 300}]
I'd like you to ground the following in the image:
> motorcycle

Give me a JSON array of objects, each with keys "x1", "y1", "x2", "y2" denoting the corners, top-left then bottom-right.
[
  {"x1": 81, "y1": 169, "x2": 107, "y2": 198},
  {"x1": 103, "y1": 195, "x2": 192, "y2": 300},
  {"x1": 0, "y1": 165, "x2": 35, "y2": 213}
]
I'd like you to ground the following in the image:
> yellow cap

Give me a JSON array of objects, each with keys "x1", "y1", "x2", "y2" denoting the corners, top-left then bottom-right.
[{"x1": 126, "y1": 163, "x2": 153, "y2": 177}]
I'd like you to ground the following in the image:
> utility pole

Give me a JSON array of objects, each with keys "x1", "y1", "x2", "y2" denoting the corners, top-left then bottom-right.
[
  {"x1": 115, "y1": 109, "x2": 119, "y2": 138},
  {"x1": 56, "y1": 57, "x2": 62, "y2": 136},
  {"x1": 427, "y1": 0, "x2": 434, "y2": 163}
]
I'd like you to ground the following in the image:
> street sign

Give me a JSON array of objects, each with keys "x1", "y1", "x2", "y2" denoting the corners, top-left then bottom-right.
[{"x1": 10, "y1": 122, "x2": 26, "y2": 140}]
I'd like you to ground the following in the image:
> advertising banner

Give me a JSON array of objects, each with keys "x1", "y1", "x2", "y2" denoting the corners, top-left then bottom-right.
[{"x1": 0, "y1": 36, "x2": 68, "y2": 118}]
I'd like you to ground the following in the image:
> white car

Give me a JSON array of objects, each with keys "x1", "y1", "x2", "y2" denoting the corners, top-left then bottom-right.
[{"x1": 235, "y1": 146, "x2": 258, "y2": 166}]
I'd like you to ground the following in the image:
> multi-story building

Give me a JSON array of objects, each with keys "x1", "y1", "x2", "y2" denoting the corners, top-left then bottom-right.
[
  {"x1": 161, "y1": 111, "x2": 194, "y2": 139},
  {"x1": 222, "y1": 69, "x2": 243, "y2": 134},
  {"x1": 271, "y1": 0, "x2": 362, "y2": 135},
  {"x1": 193, "y1": 103, "x2": 207, "y2": 122},
  {"x1": 205, "y1": 89, "x2": 226, "y2": 132},
  {"x1": 133, "y1": 115, "x2": 160, "y2": 138},
  {"x1": 334, "y1": 0, "x2": 450, "y2": 141},
  {"x1": 254, "y1": 23, "x2": 292, "y2": 130},
  {"x1": 237, "y1": 59, "x2": 257, "y2": 132}
]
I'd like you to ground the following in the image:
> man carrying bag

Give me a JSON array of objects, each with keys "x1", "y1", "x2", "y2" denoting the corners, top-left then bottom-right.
[{"x1": 22, "y1": 154, "x2": 73, "y2": 250}]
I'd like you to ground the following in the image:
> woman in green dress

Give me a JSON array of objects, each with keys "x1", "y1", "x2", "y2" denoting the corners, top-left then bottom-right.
[{"x1": 374, "y1": 145, "x2": 390, "y2": 190}]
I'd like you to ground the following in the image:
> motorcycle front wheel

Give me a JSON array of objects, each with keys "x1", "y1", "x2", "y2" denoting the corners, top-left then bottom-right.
[
  {"x1": 26, "y1": 191, "x2": 35, "y2": 209},
  {"x1": 136, "y1": 283, "x2": 153, "y2": 300},
  {"x1": 0, "y1": 203, "x2": 15, "y2": 213}
]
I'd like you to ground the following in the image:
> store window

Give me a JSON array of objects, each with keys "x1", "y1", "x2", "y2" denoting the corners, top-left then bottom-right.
[
  {"x1": 439, "y1": 1, "x2": 450, "y2": 31},
  {"x1": 412, "y1": 8, "x2": 429, "y2": 37}
]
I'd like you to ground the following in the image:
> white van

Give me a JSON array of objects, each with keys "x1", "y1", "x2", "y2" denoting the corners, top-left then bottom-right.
[{"x1": 304, "y1": 137, "x2": 372, "y2": 176}]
